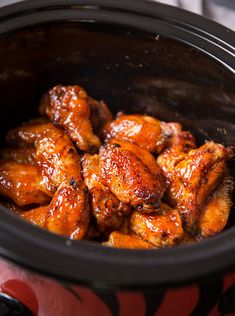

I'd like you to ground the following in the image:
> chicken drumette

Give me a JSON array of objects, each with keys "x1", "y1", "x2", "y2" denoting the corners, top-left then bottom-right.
[
  {"x1": 39, "y1": 85, "x2": 104, "y2": 152},
  {"x1": 99, "y1": 143, "x2": 165, "y2": 213},
  {"x1": 0, "y1": 82, "x2": 233, "y2": 248},
  {"x1": 34, "y1": 125, "x2": 90, "y2": 239}
]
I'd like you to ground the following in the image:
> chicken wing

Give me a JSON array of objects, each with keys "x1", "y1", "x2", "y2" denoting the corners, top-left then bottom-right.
[
  {"x1": 108, "y1": 139, "x2": 162, "y2": 177},
  {"x1": 99, "y1": 144, "x2": 165, "y2": 213},
  {"x1": 197, "y1": 177, "x2": 233, "y2": 238},
  {"x1": 20, "y1": 206, "x2": 49, "y2": 228},
  {"x1": 0, "y1": 161, "x2": 50, "y2": 206},
  {"x1": 82, "y1": 154, "x2": 130, "y2": 234},
  {"x1": 39, "y1": 85, "x2": 101, "y2": 152},
  {"x1": 0, "y1": 147, "x2": 35, "y2": 165},
  {"x1": 45, "y1": 183, "x2": 90, "y2": 239},
  {"x1": 21, "y1": 183, "x2": 90, "y2": 240},
  {"x1": 6, "y1": 119, "x2": 50, "y2": 147},
  {"x1": 157, "y1": 134, "x2": 233, "y2": 229},
  {"x1": 103, "y1": 231, "x2": 155, "y2": 249},
  {"x1": 34, "y1": 125, "x2": 82, "y2": 195},
  {"x1": 130, "y1": 203, "x2": 184, "y2": 247},
  {"x1": 34, "y1": 125, "x2": 90, "y2": 239},
  {"x1": 103, "y1": 114, "x2": 182, "y2": 153},
  {"x1": 157, "y1": 131, "x2": 197, "y2": 206}
]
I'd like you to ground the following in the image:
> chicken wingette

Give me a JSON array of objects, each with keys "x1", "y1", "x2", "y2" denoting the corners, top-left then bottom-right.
[
  {"x1": 157, "y1": 133, "x2": 233, "y2": 229},
  {"x1": 197, "y1": 177, "x2": 233, "y2": 238},
  {"x1": 99, "y1": 144, "x2": 165, "y2": 213},
  {"x1": 6, "y1": 119, "x2": 50, "y2": 147},
  {"x1": 34, "y1": 125, "x2": 90, "y2": 239},
  {"x1": 0, "y1": 161, "x2": 50, "y2": 206},
  {"x1": 108, "y1": 139, "x2": 162, "y2": 177},
  {"x1": 130, "y1": 203, "x2": 184, "y2": 247}
]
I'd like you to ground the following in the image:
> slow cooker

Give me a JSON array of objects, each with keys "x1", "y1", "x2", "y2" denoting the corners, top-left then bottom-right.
[{"x1": 0, "y1": 0, "x2": 234, "y2": 315}]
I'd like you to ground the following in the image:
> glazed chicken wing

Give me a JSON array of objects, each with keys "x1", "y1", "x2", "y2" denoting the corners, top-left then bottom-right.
[
  {"x1": 130, "y1": 203, "x2": 183, "y2": 247},
  {"x1": 34, "y1": 125, "x2": 90, "y2": 239},
  {"x1": 45, "y1": 183, "x2": 90, "y2": 239},
  {"x1": 99, "y1": 144, "x2": 165, "y2": 213},
  {"x1": 157, "y1": 131, "x2": 197, "y2": 206},
  {"x1": 6, "y1": 119, "x2": 50, "y2": 147},
  {"x1": 34, "y1": 125, "x2": 82, "y2": 195},
  {"x1": 1, "y1": 81, "x2": 234, "y2": 247},
  {"x1": 82, "y1": 154, "x2": 130, "y2": 234},
  {"x1": 103, "y1": 114, "x2": 182, "y2": 153},
  {"x1": 39, "y1": 85, "x2": 101, "y2": 152},
  {"x1": 108, "y1": 139, "x2": 162, "y2": 177},
  {"x1": 21, "y1": 184, "x2": 90, "y2": 239},
  {"x1": 0, "y1": 147, "x2": 35, "y2": 165},
  {"x1": 157, "y1": 134, "x2": 233, "y2": 229},
  {"x1": 20, "y1": 206, "x2": 49, "y2": 228},
  {"x1": 0, "y1": 161, "x2": 50, "y2": 206},
  {"x1": 21, "y1": 185, "x2": 90, "y2": 239},
  {"x1": 197, "y1": 177, "x2": 233, "y2": 238},
  {"x1": 103, "y1": 231, "x2": 155, "y2": 249}
]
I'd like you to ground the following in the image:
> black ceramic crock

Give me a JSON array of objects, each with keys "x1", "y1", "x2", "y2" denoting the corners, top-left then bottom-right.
[{"x1": 0, "y1": 1, "x2": 234, "y2": 315}]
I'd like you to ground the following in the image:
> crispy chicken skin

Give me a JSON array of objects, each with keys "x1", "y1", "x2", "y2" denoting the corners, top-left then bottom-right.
[
  {"x1": 0, "y1": 147, "x2": 35, "y2": 165},
  {"x1": 0, "y1": 161, "x2": 50, "y2": 206},
  {"x1": 103, "y1": 231, "x2": 155, "y2": 249},
  {"x1": 103, "y1": 114, "x2": 182, "y2": 153},
  {"x1": 108, "y1": 139, "x2": 163, "y2": 178},
  {"x1": 99, "y1": 144, "x2": 165, "y2": 213},
  {"x1": 39, "y1": 85, "x2": 101, "y2": 152},
  {"x1": 130, "y1": 203, "x2": 184, "y2": 247},
  {"x1": 197, "y1": 177, "x2": 233, "y2": 238},
  {"x1": 34, "y1": 125, "x2": 82, "y2": 195},
  {"x1": 34, "y1": 125, "x2": 90, "y2": 239},
  {"x1": 82, "y1": 154, "x2": 130, "y2": 234},
  {"x1": 157, "y1": 134, "x2": 233, "y2": 228}
]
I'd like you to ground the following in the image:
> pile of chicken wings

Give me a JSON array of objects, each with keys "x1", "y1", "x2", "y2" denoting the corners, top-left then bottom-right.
[{"x1": 0, "y1": 85, "x2": 233, "y2": 249}]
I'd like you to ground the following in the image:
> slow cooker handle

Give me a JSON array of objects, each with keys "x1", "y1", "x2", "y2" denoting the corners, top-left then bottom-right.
[
  {"x1": 0, "y1": 279, "x2": 38, "y2": 316},
  {"x1": 0, "y1": 292, "x2": 34, "y2": 316}
]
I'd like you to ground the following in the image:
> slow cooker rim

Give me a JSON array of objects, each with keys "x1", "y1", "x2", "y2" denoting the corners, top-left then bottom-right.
[
  {"x1": 1, "y1": 207, "x2": 235, "y2": 290},
  {"x1": 0, "y1": 0, "x2": 234, "y2": 290},
  {"x1": 0, "y1": 0, "x2": 234, "y2": 73}
]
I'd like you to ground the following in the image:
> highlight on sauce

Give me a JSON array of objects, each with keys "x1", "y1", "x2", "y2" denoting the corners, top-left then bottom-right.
[{"x1": 0, "y1": 84, "x2": 233, "y2": 249}]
